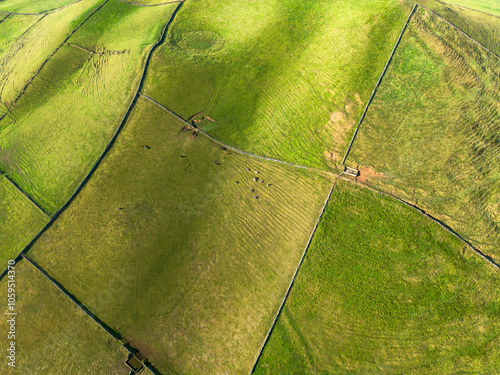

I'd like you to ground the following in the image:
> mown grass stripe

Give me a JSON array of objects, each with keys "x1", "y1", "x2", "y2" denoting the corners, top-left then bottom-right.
[
  {"x1": 250, "y1": 181, "x2": 336, "y2": 374},
  {"x1": 341, "y1": 4, "x2": 417, "y2": 166}
]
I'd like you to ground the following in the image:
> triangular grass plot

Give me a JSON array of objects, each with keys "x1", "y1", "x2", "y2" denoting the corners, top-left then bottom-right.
[
  {"x1": 347, "y1": 6, "x2": 500, "y2": 259},
  {"x1": 0, "y1": 0, "x2": 177, "y2": 214},
  {"x1": 254, "y1": 181, "x2": 500, "y2": 374},
  {"x1": 0, "y1": 261, "x2": 129, "y2": 373}
]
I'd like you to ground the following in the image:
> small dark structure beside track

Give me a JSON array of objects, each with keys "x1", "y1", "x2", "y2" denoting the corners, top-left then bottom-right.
[
  {"x1": 125, "y1": 354, "x2": 144, "y2": 374},
  {"x1": 343, "y1": 166, "x2": 359, "y2": 177}
]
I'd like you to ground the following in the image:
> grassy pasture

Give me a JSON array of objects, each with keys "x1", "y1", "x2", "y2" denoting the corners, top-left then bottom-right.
[
  {"x1": 0, "y1": 14, "x2": 41, "y2": 58},
  {"x1": 0, "y1": 0, "x2": 78, "y2": 13},
  {"x1": 28, "y1": 96, "x2": 332, "y2": 374},
  {"x1": 0, "y1": 0, "x2": 177, "y2": 214},
  {"x1": 347, "y1": 7, "x2": 500, "y2": 259},
  {"x1": 418, "y1": 0, "x2": 500, "y2": 56},
  {"x1": 444, "y1": 0, "x2": 500, "y2": 16},
  {"x1": 0, "y1": 0, "x2": 103, "y2": 105},
  {"x1": 254, "y1": 180, "x2": 500, "y2": 374},
  {"x1": 0, "y1": 177, "x2": 48, "y2": 270},
  {"x1": 143, "y1": 0, "x2": 412, "y2": 170},
  {"x1": 0, "y1": 260, "x2": 130, "y2": 374}
]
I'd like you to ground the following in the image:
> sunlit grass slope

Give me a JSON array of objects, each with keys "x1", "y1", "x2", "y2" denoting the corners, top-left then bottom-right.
[
  {"x1": 347, "y1": 7, "x2": 500, "y2": 259},
  {"x1": 0, "y1": 0, "x2": 78, "y2": 13},
  {"x1": 143, "y1": 0, "x2": 411, "y2": 170},
  {"x1": 0, "y1": 0, "x2": 177, "y2": 214},
  {"x1": 0, "y1": 177, "x2": 48, "y2": 269},
  {"x1": 255, "y1": 181, "x2": 500, "y2": 374},
  {"x1": 0, "y1": 0, "x2": 103, "y2": 105},
  {"x1": 445, "y1": 0, "x2": 500, "y2": 16},
  {"x1": 28, "y1": 96, "x2": 332, "y2": 374},
  {"x1": 0, "y1": 261, "x2": 129, "y2": 374},
  {"x1": 419, "y1": 0, "x2": 500, "y2": 55},
  {"x1": 0, "y1": 14, "x2": 41, "y2": 58}
]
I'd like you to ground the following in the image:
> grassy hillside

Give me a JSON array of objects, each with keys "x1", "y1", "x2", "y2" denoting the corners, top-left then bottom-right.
[
  {"x1": 0, "y1": 261, "x2": 130, "y2": 373},
  {"x1": 444, "y1": 0, "x2": 500, "y2": 16},
  {"x1": 347, "y1": 7, "x2": 500, "y2": 259},
  {"x1": 0, "y1": 0, "x2": 78, "y2": 13},
  {"x1": 418, "y1": 0, "x2": 500, "y2": 55},
  {"x1": 0, "y1": 177, "x2": 48, "y2": 269},
  {"x1": 143, "y1": 0, "x2": 412, "y2": 170},
  {"x1": 27, "y1": 96, "x2": 332, "y2": 374},
  {"x1": 0, "y1": 14, "x2": 41, "y2": 59},
  {"x1": 0, "y1": 0, "x2": 177, "y2": 214},
  {"x1": 254, "y1": 181, "x2": 500, "y2": 374},
  {"x1": 0, "y1": 0, "x2": 103, "y2": 105}
]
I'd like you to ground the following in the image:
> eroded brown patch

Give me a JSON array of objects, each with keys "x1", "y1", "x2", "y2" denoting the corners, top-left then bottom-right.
[
  {"x1": 323, "y1": 95, "x2": 364, "y2": 167},
  {"x1": 357, "y1": 166, "x2": 386, "y2": 183}
]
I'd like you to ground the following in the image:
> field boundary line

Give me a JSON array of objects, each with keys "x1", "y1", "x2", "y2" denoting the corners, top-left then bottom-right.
[
  {"x1": 250, "y1": 182, "x2": 337, "y2": 374},
  {"x1": 117, "y1": 0, "x2": 181, "y2": 7},
  {"x1": 408, "y1": 1, "x2": 500, "y2": 60},
  {"x1": 139, "y1": 93, "x2": 335, "y2": 178},
  {"x1": 448, "y1": 2, "x2": 500, "y2": 19},
  {"x1": 1, "y1": 173, "x2": 50, "y2": 218},
  {"x1": 0, "y1": 0, "x2": 83, "y2": 16},
  {"x1": 20, "y1": 254, "x2": 170, "y2": 373},
  {"x1": 0, "y1": 0, "x2": 109, "y2": 123},
  {"x1": 339, "y1": 175, "x2": 500, "y2": 272},
  {"x1": 341, "y1": 4, "x2": 417, "y2": 166},
  {"x1": 21, "y1": 253, "x2": 125, "y2": 341},
  {"x1": 0, "y1": 2, "x2": 184, "y2": 282}
]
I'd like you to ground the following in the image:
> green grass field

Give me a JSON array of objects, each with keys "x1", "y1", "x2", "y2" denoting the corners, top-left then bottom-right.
[
  {"x1": 0, "y1": 0, "x2": 177, "y2": 214},
  {"x1": 254, "y1": 180, "x2": 500, "y2": 374},
  {"x1": 444, "y1": 0, "x2": 500, "y2": 16},
  {"x1": 347, "y1": 7, "x2": 500, "y2": 260},
  {"x1": 0, "y1": 0, "x2": 78, "y2": 13},
  {"x1": 143, "y1": 0, "x2": 412, "y2": 170},
  {"x1": 27, "y1": 96, "x2": 332, "y2": 374},
  {"x1": 0, "y1": 0, "x2": 103, "y2": 105},
  {"x1": 0, "y1": 260, "x2": 130, "y2": 373},
  {"x1": 418, "y1": 0, "x2": 500, "y2": 56},
  {"x1": 0, "y1": 177, "x2": 48, "y2": 269}
]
